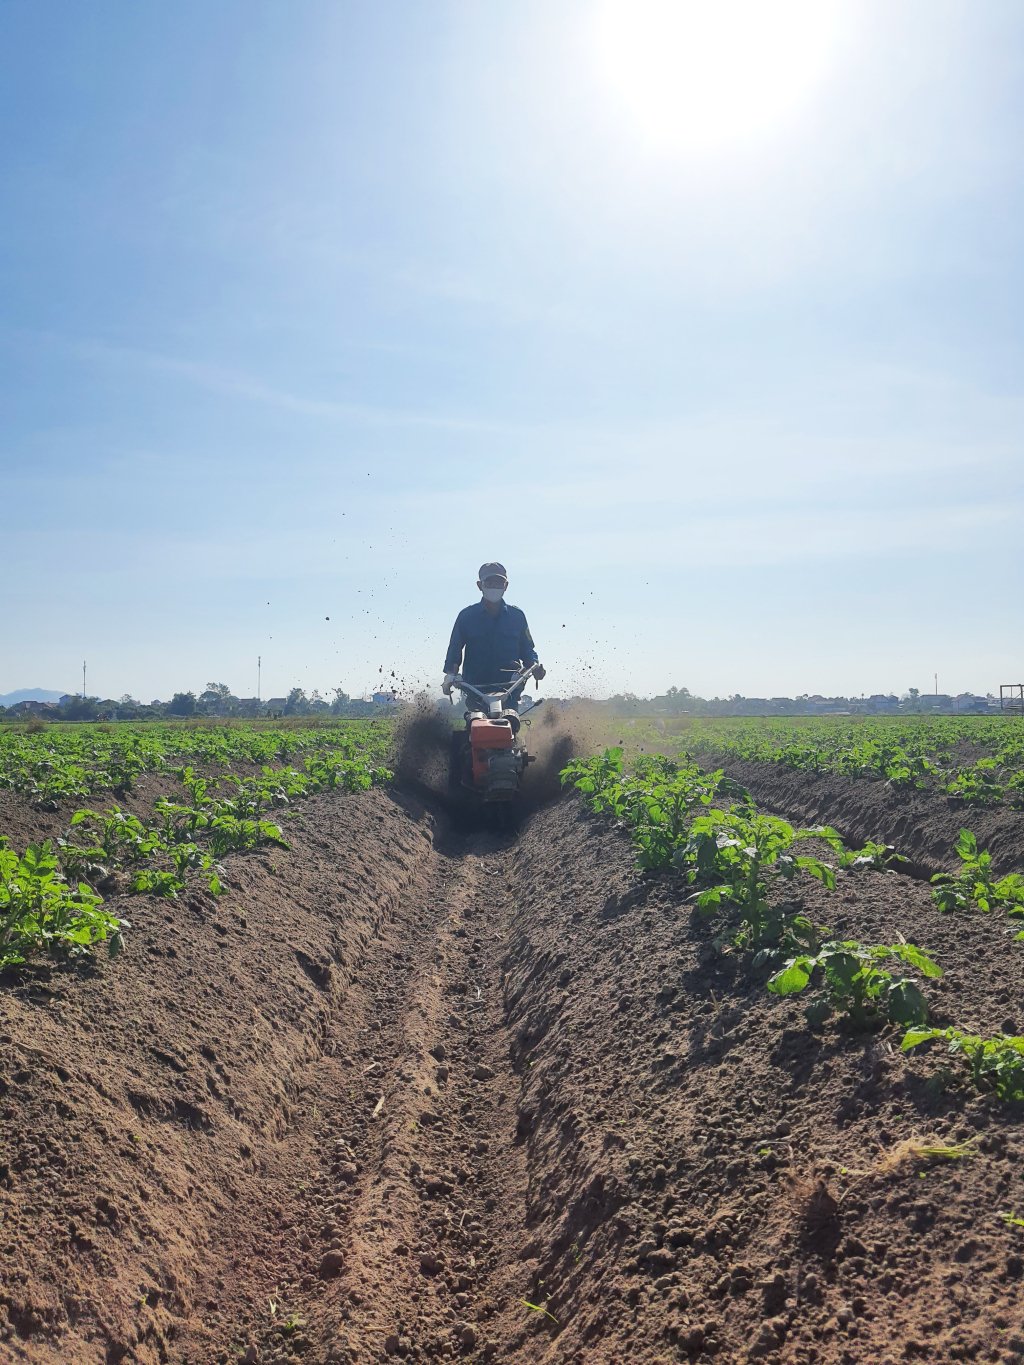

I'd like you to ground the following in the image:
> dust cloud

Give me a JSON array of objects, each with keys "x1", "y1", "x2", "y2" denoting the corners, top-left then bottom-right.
[
  {"x1": 392, "y1": 695, "x2": 605, "y2": 820},
  {"x1": 519, "y1": 701, "x2": 605, "y2": 807},
  {"x1": 392, "y1": 694, "x2": 456, "y2": 802}
]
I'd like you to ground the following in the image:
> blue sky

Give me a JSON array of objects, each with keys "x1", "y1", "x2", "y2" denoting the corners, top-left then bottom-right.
[{"x1": 2, "y1": 1, "x2": 1021, "y2": 701}]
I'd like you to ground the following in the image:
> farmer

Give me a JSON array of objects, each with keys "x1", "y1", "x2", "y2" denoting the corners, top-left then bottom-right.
[{"x1": 442, "y1": 562, "x2": 545, "y2": 708}]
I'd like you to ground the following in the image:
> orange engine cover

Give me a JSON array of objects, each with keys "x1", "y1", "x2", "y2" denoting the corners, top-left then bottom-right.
[{"x1": 469, "y1": 717, "x2": 514, "y2": 785}]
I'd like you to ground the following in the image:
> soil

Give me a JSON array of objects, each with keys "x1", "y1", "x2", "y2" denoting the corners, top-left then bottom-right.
[
  {"x1": 697, "y1": 757, "x2": 1024, "y2": 878},
  {"x1": 2, "y1": 758, "x2": 1024, "y2": 1364}
]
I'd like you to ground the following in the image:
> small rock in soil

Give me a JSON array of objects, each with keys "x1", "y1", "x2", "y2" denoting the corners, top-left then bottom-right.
[
  {"x1": 319, "y1": 1250, "x2": 345, "y2": 1276},
  {"x1": 472, "y1": 1064, "x2": 495, "y2": 1081}
]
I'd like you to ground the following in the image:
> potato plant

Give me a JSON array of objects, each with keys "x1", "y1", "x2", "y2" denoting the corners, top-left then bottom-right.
[
  {"x1": 682, "y1": 809, "x2": 836, "y2": 953},
  {"x1": 768, "y1": 940, "x2": 941, "y2": 1029},
  {"x1": 902, "y1": 1027, "x2": 1024, "y2": 1101},
  {"x1": 560, "y1": 748, "x2": 728, "y2": 869},
  {"x1": 0, "y1": 839, "x2": 127, "y2": 969},
  {"x1": 930, "y1": 829, "x2": 1024, "y2": 914},
  {"x1": 835, "y1": 839, "x2": 905, "y2": 872},
  {"x1": 561, "y1": 749, "x2": 839, "y2": 952}
]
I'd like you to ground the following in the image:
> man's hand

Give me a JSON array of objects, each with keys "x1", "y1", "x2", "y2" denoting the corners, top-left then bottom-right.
[
  {"x1": 442, "y1": 673, "x2": 455, "y2": 697},
  {"x1": 533, "y1": 663, "x2": 546, "y2": 683}
]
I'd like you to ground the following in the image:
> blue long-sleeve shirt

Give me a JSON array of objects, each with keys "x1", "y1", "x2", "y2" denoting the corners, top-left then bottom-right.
[{"x1": 444, "y1": 600, "x2": 539, "y2": 685}]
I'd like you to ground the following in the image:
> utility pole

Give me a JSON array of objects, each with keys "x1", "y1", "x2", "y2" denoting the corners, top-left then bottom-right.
[
  {"x1": 257, "y1": 656, "x2": 261, "y2": 703},
  {"x1": 935, "y1": 672, "x2": 938, "y2": 696},
  {"x1": 82, "y1": 660, "x2": 87, "y2": 700}
]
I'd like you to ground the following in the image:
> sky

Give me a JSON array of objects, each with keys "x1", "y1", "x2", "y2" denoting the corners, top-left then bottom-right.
[{"x1": 1, "y1": 0, "x2": 1022, "y2": 702}]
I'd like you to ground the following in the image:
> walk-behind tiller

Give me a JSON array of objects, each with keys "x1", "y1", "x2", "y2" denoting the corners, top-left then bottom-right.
[{"x1": 446, "y1": 663, "x2": 543, "y2": 804}]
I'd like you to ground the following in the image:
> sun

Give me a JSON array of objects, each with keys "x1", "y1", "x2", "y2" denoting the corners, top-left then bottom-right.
[{"x1": 591, "y1": 0, "x2": 844, "y2": 158}]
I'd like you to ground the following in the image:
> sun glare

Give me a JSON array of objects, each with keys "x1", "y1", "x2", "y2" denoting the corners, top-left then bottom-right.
[{"x1": 592, "y1": 0, "x2": 843, "y2": 158}]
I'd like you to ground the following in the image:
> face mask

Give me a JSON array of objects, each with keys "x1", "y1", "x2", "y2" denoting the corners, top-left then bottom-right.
[{"x1": 482, "y1": 587, "x2": 505, "y2": 603}]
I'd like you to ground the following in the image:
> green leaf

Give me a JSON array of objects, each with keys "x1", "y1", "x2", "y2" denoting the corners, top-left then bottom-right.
[
  {"x1": 955, "y1": 828, "x2": 978, "y2": 860},
  {"x1": 521, "y1": 1299, "x2": 559, "y2": 1325},
  {"x1": 902, "y1": 1026, "x2": 941, "y2": 1051},
  {"x1": 887, "y1": 980, "x2": 929, "y2": 1027},
  {"x1": 887, "y1": 942, "x2": 943, "y2": 980},
  {"x1": 767, "y1": 958, "x2": 813, "y2": 995}
]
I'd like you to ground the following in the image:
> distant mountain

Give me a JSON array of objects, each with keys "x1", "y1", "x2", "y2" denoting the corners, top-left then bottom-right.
[{"x1": 0, "y1": 688, "x2": 69, "y2": 706}]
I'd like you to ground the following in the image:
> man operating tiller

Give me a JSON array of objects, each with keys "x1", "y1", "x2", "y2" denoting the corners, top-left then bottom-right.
[{"x1": 441, "y1": 562, "x2": 547, "y2": 803}]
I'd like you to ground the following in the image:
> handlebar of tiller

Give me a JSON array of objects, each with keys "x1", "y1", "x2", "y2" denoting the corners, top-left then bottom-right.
[{"x1": 447, "y1": 662, "x2": 540, "y2": 708}]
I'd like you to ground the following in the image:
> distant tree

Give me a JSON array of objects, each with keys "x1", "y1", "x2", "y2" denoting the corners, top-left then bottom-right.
[
  {"x1": 61, "y1": 695, "x2": 100, "y2": 721},
  {"x1": 903, "y1": 687, "x2": 921, "y2": 712},
  {"x1": 167, "y1": 691, "x2": 197, "y2": 717},
  {"x1": 284, "y1": 687, "x2": 309, "y2": 716},
  {"x1": 198, "y1": 682, "x2": 236, "y2": 715},
  {"x1": 665, "y1": 685, "x2": 691, "y2": 714}
]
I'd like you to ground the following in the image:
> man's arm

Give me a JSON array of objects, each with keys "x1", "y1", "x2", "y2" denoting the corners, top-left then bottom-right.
[
  {"x1": 443, "y1": 612, "x2": 466, "y2": 675},
  {"x1": 518, "y1": 612, "x2": 539, "y2": 667}
]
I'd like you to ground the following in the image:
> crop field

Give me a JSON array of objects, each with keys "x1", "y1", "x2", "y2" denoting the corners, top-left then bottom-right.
[
  {"x1": 657, "y1": 714, "x2": 1024, "y2": 808},
  {"x1": 1, "y1": 713, "x2": 1023, "y2": 1364}
]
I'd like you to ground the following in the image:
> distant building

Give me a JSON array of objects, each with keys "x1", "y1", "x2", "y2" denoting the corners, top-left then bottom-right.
[{"x1": 867, "y1": 694, "x2": 901, "y2": 712}]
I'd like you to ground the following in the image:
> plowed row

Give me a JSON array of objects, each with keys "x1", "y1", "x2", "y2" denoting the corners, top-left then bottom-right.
[{"x1": 1, "y1": 768, "x2": 1023, "y2": 1365}]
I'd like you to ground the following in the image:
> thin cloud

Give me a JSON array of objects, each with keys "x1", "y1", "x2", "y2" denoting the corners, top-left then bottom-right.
[{"x1": 74, "y1": 339, "x2": 508, "y2": 434}]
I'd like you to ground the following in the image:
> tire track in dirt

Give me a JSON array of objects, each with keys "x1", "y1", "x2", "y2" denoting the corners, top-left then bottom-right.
[{"x1": 233, "y1": 825, "x2": 536, "y2": 1364}]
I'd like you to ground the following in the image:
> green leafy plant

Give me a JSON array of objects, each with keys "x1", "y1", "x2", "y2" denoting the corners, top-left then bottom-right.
[
  {"x1": 560, "y1": 747, "x2": 627, "y2": 813},
  {"x1": 931, "y1": 829, "x2": 1024, "y2": 914},
  {"x1": 836, "y1": 839, "x2": 906, "y2": 871},
  {"x1": 130, "y1": 867, "x2": 186, "y2": 898},
  {"x1": 561, "y1": 749, "x2": 729, "y2": 869},
  {"x1": 0, "y1": 840, "x2": 127, "y2": 968},
  {"x1": 769, "y1": 940, "x2": 941, "y2": 1028},
  {"x1": 944, "y1": 762, "x2": 1004, "y2": 805},
  {"x1": 683, "y1": 809, "x2": 836, "y2": 952},
  {"x1": 902, "y1": 1026, "x2": 1024, "y2": 1101},
  {"x1": 59, "y1": 806, "x2": 164, "y2": 884}
]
